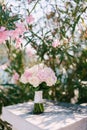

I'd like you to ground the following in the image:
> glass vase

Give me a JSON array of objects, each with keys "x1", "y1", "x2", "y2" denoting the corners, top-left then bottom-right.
[{"x1": 33, "y1": 91, "x2": 44, "y2": 114}]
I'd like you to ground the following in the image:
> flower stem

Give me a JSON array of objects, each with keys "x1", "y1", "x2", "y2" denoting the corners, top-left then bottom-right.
[{"x1": 33, "y1": 103, "x2": 44, "y2": 114}]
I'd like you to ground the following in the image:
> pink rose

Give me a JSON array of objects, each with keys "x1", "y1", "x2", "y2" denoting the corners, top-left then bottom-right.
[
  {"x1": 52, "y1": 39, "x2": 61, "y2": 48},
  {"x1": 20, "y1": 63, "x2": 57, "y2": 87}
]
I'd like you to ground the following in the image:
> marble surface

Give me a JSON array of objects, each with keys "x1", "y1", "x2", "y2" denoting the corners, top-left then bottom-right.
[{"x1": 1, "y1": 102, "x2": 87, "y2": 130}]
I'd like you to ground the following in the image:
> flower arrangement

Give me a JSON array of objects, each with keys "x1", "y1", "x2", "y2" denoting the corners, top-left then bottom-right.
[{"x1": 20, "y1": 63, "x2": 57, "y2": 114}]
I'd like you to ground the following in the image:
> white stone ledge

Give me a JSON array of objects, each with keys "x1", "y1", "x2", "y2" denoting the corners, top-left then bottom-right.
[{"x1": 1, "y1": 102, "x2": 87, "y2": 130}]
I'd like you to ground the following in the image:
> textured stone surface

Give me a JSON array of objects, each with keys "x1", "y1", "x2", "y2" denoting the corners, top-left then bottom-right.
[{"x1": 1, "y1": 102, "x2": 87, "y2": 130}]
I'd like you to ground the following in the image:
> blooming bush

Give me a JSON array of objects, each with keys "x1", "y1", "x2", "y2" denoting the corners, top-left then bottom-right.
[{"x1": 0, "y1": 0, "x2": 87, "y2": 106}]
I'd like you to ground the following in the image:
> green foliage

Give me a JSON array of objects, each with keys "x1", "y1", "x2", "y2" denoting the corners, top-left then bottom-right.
[
  {"x1": 0, "y1": 83, "x2": 34, "y2": 106},
  {"x1": 0, "y1": 4, "x2": 19, "y2": 29},
  {"x1": 75, "y1": 49, "x2": 87, "y2": 81},
  {"x1": 5, "y1": 45, "x2": 24, "y2": 76}
]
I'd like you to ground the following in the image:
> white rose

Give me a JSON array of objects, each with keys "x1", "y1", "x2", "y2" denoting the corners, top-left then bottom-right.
[
  {"x1": 29, "y1": 76, "x2": 40, "y2": 87},
  {"x1": 20, "y1": 75, "x2": 28, "y2": 84}
]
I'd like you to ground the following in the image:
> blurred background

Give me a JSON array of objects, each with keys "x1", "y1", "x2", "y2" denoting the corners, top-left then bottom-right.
[{"x1": 0, "y1": 0, "x2": 87, "y2": 108}]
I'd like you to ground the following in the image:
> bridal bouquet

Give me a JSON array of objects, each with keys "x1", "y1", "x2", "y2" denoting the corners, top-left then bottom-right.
[{"x1": 20, "y1": 63, "x2": 57, "y2": 114}]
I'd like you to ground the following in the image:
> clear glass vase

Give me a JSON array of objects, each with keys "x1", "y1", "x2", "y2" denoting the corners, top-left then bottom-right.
[{"x1": 33, "y1": 91, "x2": 44, "y2": 114}]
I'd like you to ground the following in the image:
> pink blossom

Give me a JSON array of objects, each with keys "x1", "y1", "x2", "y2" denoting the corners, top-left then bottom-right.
[
  {"x1": 44, "y1": 67, "x2": 57, "y2": 86},
  {"x1": 12, "y1": 72, "x2": 19, "y2": 83},
  {"x1": 52, "y1": 39, "x2": 61, "y2": 48},
  {"x1": 37, "y1": 69, "x2": 48, "y2": 82},
  {"x1": 9, "y1": 30, "x2": 18, "y2": 39},
  {"x1": 0, "y1": 27, "x2": 10, "y2": 44},
  {"x1": 10, "y1": 23, "x2": 26, "y2": 40},
  {"x1": 15, "y1": 37, "x2": 23, "y2": 49},
  {"x1": 20, "y1": 68, "x2": 32, "y2": 84},
  {"x1": 0, "y1": 27, "x2": 5, "y2": 31},
  {"x1": 38, "y1": 67, "x2": 57, "y2": 86},
  {"x1": 16, "y1": 23, "x2": 26, "y2": 33},
  {"x1": 26, "y1": 15, "x2": 34, "y2": 24},
  {"x1": 24, "y1": 69, "x2": 32, "y2": 78}
]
